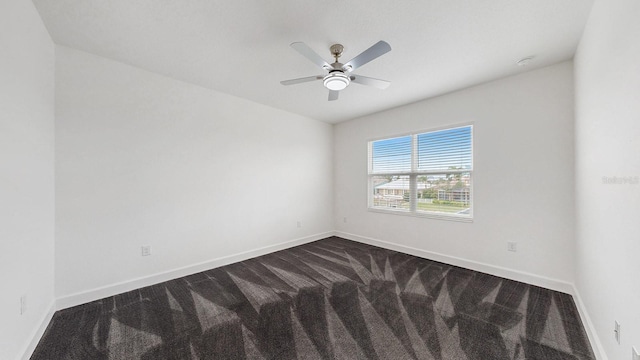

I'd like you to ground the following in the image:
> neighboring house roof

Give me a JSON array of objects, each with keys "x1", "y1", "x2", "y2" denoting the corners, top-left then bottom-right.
[
  {"x1": 375, "y1": 179, "x2": 470, "y2": 191},
  {"x1": 374, "y1": 179, "x2": 429, "y2": 190}
]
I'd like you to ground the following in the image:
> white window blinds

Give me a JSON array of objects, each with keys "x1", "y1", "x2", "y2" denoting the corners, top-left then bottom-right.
[
  {"x1": 370, "y1": 135, "x2": 412, "y2": 174},
  {"x1": 417, "y1": 126, "x2": 472, "y2": 172},
  {"x1": 368, "y1": 125, "x2": 473, "y2": 221}
]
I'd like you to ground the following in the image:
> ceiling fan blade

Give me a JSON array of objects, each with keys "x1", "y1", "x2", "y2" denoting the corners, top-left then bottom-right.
[
  {"x1": 280, "y1": 76, "x2": 323, "y2": 86},
  {"x1": 343, "y1": 41, "x2": 391, "y2": 72},
  {"x1": 350, "y1": 75, "x2": 391, "y2": 89},
  {"x1": 328, "y1": 90, "x2": 339, "y2": 101},
  {"x1": 290, "y1": 42, "x2": 332, "y2": 70}
]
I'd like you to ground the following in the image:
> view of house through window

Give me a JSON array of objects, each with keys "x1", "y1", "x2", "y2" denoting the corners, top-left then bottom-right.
[{"x1": 368, "y1": 125, "x2": 473, "y2": 220}]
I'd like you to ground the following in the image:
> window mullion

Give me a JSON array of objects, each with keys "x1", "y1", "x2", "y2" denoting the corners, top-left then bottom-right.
[
  {"x1": 410, "y1": 174, "x2": 417, "y2": 212},
  {"x1": 410, "y1": 135, "x2": 417, "y2": 212},
  {"x1": 411, "y1": 134, "x2": 418, "y2": 172}
]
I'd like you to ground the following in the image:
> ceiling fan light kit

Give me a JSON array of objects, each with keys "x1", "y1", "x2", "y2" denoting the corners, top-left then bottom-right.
[
  {"x1": 281, "y1": 40, "x2": 392, "y2": 101},
  {"x1": 323, "y1": 72, "x2": 350, "y2": 90}
]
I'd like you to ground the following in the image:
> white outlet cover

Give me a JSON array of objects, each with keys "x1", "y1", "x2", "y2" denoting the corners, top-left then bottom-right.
[
  {"x1": 141, "y1": 245, "x2": 152, "y2": 256},
  {"x1": 633, "y1": 346, "x2": 639, "y2": 360}
]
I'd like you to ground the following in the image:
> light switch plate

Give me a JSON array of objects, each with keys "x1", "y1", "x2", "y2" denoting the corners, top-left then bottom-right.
[{"x1": 632, "y1": 346, "x2": 639, "y2": 360}]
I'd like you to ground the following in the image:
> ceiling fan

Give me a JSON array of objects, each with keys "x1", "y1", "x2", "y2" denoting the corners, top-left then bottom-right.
[{"x1": 280, "y1": 41, "x2": 392, "y2": 101}]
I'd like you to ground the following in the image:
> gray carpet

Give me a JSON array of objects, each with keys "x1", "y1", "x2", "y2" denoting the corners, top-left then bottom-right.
[{"x1": 31, "y1": 236, "x2": 595, "y2": 359}]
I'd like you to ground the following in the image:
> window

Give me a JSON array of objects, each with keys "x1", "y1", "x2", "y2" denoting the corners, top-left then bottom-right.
[{"x1": 368, "y1": 124, "x2": 473, "y2": 221}]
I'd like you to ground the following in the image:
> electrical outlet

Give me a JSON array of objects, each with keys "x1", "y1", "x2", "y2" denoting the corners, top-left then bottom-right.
[
  {"x1": 614, "y1": 321, "x2": 621, "y2": 344},
  {"x1": 507, "y1": 241, "x2": 517, "y2": 252},
  {"x1": 297, "y1": 221, "x2": 301, "y2": 228},
  {"x1": 632, "y1": 346, "x2": 639, "y2": 360},
  {"x1": 141, "y1": 245, "x2": 152, "y2": 256},
  {"x1": 343, "y1": 217, "x2": 347, "y2": 223},
  {"x1": 20, "y1": 295, "x2": 27, "y2": 315}
]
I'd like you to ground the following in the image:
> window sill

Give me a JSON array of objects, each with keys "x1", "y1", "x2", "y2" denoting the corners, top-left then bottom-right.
[{"x1": 367, "y1": 207, "x2": 473, "y2": 223}]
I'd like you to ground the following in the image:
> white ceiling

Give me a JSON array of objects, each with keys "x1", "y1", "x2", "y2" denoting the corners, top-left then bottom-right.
[{"x1": 32, "y1": 0, "x2": 594, "y2": 123}]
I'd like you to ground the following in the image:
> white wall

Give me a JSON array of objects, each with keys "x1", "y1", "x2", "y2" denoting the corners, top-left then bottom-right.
[
  {"x1": 55, "y1": 46, "x2": 333, "y2": 301},
  {"x1": 334, "y1": 62, "x2": 575, "y2": 288},
  {"x1": 0, "y1": 0, "x2": 56, "y2": 359},
  {"x1": 574, "y1": 0, "x2": 640, "y2": 358}
]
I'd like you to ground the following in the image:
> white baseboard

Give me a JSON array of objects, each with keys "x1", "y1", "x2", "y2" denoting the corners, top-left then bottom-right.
[
  {"x1": 21, "y1": 300, "x2": 55, "y2": 360},
  {"x1": 39, "y1": 231, "x2": 607, "y2": 359},
  {"x1": 335, "y1": 231, "x2": 575, "y2": 294},
  {"x1": 56, "y1": 231, "x2": 334, "y2": 311},
  {"x1": 571, "y1": 285, "x2": 608, "y2": 360},
  {"x1": 336, "y1": 231, "x2": 611, "y2": 358}
]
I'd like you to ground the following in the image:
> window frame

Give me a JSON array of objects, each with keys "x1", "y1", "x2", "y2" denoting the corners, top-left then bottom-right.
[{"x1": 367, "y1": 123, "x2": 474, "y2": 222}]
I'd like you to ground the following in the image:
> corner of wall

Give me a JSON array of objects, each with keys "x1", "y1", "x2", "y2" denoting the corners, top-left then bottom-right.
[
  {"x1": 20, "y1": 300, "x2": 56, "y2": 360},
  {"x1": 571, "y1": 285, "x2": 609, "y2": 360}
]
